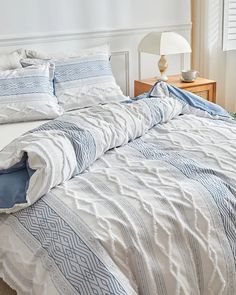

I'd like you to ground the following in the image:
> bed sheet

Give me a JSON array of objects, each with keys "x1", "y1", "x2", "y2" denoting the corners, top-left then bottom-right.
[{"x1": 0, "y1": 120, "x2": 49, "y2": 151}]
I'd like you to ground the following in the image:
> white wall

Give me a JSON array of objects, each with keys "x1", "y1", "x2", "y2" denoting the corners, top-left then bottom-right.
[
  {"x1": 0, "y1": 0, "x2": 191, "y2": 96},
  {"x1": 0, "y1": 0, "x2": 190, "y2": 35}
]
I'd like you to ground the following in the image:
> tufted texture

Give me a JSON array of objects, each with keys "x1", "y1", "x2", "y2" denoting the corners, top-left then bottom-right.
[
  {"x1": 0, "y1": 64, "x2": 62, "y2": 124},
  {"x1": 0, "y1": 85, "x2": 235, "y2": 294},
  {"x1": 21, "y1": 45, "x2": 128, "y2": 111}
]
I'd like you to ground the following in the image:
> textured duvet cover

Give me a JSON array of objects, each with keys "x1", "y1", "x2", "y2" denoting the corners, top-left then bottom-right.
[{"x1": 0, "y1": 83, "x2": 235, "y2": 295}]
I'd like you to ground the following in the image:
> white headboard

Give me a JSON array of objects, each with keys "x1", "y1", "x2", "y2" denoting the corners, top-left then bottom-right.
[{"x1": 0, "y1": 24, "x2": 191, "y2": 97}]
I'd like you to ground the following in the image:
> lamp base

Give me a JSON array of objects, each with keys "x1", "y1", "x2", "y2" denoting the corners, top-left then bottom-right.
[
  {"x1": 158, "y1": 55, "x2": 168, "y2": 82},
  {"x1": 158, "y1": 73, "x2": 168, "y2": 82}
]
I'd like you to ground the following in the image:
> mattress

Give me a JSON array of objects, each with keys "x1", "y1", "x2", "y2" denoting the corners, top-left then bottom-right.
[{"x1": 0, "y1": 120, "x2": 49, "y2": 151}]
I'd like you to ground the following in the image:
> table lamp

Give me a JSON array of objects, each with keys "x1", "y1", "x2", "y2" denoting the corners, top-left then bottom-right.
[{"x1": 138, "y1": 31, "x2": 192, "y2": 81}]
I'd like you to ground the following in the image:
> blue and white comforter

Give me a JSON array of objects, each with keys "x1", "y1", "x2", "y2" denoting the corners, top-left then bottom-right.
[{"x1": 0, "y1": 82, "x2": 235, "y2": 294}]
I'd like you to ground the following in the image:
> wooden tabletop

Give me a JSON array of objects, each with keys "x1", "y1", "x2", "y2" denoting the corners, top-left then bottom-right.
[{"x1": 138, "y1": 75, "x2": 216, "y2": 88}]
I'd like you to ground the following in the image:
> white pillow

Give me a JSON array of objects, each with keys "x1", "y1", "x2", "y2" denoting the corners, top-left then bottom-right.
[
  {"x1": 0, "y1": 64, "x2": 63, "y2": 124},
  {"x1": 0, "y1": 51, "x2": 23, "y2": 71},
  {"x1": 22, "y1": 45, "x2": 128, "y2": 111},
  {"x1": 24, "y1": 44, "x2": 110, "y2": 59}
]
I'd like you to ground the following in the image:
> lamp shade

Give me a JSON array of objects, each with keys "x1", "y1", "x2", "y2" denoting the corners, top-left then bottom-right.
[{"x1": 138, "y1": 31, "x2": 192, "y2": 55}]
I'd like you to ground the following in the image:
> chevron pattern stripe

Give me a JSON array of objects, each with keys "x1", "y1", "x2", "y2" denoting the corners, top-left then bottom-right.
[
  {"x1": 129, "y1": 138, "x2": 236, "y2": 268},
  {"x1": 29, "y1": 119, "x2": 96, "y2": 174},
  {"x1": 0, "y1": 76, "x2": 53, "y2": 97},
  {"x1": 14, "y1": 199, "x2": 127, "y2": 295},
  {"x1": 55, "y1": 59, "x2": 112, "y2": 83}
]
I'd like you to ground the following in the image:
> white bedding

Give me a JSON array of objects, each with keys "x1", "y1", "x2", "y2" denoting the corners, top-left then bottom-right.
[
  {"x1": 0, "y1": 83, "x2": 235, "y2": 294},
  {"x1": 0, "y1": 64, "x2": 62, "y2": 124},
  {"x1": 0, "y1": 120, "x2": 49, "y2": 151}
]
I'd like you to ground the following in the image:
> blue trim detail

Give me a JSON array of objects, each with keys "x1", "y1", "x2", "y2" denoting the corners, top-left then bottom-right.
[
  {"x1": 0, "y1": 154, "x2": 34, "y2": 209},
  {"x1": 148, "y1": 81, "x2": 230, "y2": 118},
  {"x1": 129, "y1": 138, "x2": 236, "y2": 268},
  {"x1": 14, "y1": 199, "x2": 128, "y2": 295}
]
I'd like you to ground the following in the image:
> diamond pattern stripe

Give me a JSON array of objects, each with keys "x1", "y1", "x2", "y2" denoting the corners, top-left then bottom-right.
[
  {"x1": 14, "y1": 199, "x2": 127, "y2": 295},
  {"x1": 0, "y1": 76, "x2": 53, "y2": 97},
  {"x1": 55, "y1": 60, "x2": 112, "y2": 83},
  {"x1": 130, "y1": 138, "x2": 236, "y2": 268},
  {"x1": 29, "y1": 119, "x2": 96, "y2": 174}
]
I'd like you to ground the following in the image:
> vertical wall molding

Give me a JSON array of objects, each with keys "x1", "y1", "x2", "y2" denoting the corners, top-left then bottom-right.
[{"x1": 111, "y1": 51, "x2": 130, "y2": 96}]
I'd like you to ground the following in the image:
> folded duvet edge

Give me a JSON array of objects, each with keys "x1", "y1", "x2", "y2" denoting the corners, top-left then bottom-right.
[{"x1": 0, "y1": 131, "x2": 78, "y2": 213}]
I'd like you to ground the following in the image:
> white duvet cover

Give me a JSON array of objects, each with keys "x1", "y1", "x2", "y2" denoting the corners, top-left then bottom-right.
[{"x1": 0, "y1": 83, "x2": 235, "y2": 295}]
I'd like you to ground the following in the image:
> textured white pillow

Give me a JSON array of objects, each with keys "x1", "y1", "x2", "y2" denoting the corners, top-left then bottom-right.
[
  {"x1": 0, "y1": 64, "x2": 63, "y2": 124},
  {"x1": 22, "y1": 45, "x2": 128, "y2": 111},
  {"x1": 54, "y1": 54, "x2": 127, "y2": 111},
  {"x1": 0, "y1": 51, "x2": 23, "y2": 71}
]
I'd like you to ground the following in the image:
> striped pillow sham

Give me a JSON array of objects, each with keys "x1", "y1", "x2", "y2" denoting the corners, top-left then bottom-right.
[
  {"x1": 53, "y1": 53, "x2": 127, "y2": 111},
  {"x1": 21, "y1": 45, "x2": 128, "y2": 111},
  {"x1": 0, "y1": 64, "x2": 62, "y2": 124}
]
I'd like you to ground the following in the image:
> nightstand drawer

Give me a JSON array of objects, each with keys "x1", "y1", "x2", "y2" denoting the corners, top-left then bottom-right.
[{"x1": 183, "y1": 84, "x2": 216, "y2": 103}]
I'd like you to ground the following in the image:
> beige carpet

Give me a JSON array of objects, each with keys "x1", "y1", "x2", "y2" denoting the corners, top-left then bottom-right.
[{"x1": 0, "y1": 278, "x2": 16, "y2": 295}]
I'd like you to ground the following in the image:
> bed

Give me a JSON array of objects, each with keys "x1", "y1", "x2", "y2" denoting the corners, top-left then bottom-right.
[{"x1": 0, "y1": 47, "x2": 235, "y2": 295}]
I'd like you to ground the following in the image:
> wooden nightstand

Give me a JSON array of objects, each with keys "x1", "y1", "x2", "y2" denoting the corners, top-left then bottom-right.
[{"x1": 134, "y1": 75, "x2": 216, "y2": 103}]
